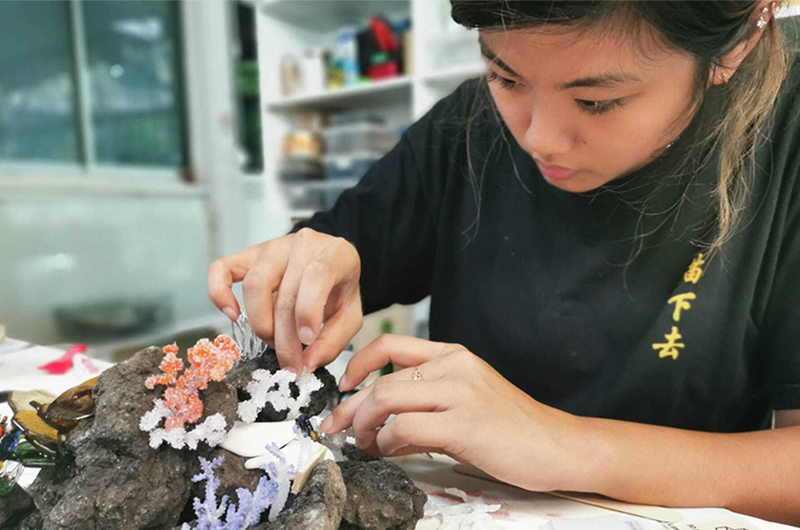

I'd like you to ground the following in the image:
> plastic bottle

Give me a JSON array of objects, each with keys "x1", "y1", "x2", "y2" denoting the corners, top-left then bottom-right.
[{"x1": 335, "y1": 25, "x2": 360, "y2": 87}]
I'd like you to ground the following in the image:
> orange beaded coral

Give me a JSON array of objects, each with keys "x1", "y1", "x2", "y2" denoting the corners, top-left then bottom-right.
[
  {"x1": 145, "y1": 343, "x2": 183, "y2": 388},
  {"x1": 145, "y1": 335, "x2": 241, "y2": 431}
]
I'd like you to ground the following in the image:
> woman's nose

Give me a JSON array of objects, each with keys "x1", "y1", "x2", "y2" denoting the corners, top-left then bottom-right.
[{"x1": 523, "y1": 103, "x2": 574, "y2": 162}]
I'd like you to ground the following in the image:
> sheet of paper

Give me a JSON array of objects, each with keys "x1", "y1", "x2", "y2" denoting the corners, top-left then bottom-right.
[
  {"x1": 0, "y1": 337, "x2": 33, "y2": 355},
  {"x1": 453, "y1": 463, "x2": 682, "y2": 522},
  {"x1": 540, "y1": 513, "x2": 768, "y2": 530},
  {"x1": 0, "y1": 344, "x2": 112, "y2": 395}
]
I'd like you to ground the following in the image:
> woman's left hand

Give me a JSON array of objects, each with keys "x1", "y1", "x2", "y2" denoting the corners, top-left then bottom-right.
[{"x1": 319, "y1": 334, "x2": 579, "y2": 492}]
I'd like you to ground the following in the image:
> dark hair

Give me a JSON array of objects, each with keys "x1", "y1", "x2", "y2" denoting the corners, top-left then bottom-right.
[{"x1": 451, "y1": 0, "x2": 793, "y2": 254}]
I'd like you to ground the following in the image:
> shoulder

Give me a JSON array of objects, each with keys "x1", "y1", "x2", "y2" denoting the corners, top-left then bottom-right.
[
  {"x1": 770, "y1": 49, "x2": 800, "y2": 137},
  {"x1": 757, "y1": 49, "x2": 800, "y2": 226}
]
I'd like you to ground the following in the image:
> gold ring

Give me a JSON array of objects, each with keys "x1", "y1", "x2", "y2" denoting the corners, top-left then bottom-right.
[{"x1": 411, "y1": 366, "x2": 422, "y2": 381}]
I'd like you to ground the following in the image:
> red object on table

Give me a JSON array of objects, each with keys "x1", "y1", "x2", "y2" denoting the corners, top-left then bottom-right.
[{"x1": 37, "y1": 344, "x2": 87, "y2": 375}]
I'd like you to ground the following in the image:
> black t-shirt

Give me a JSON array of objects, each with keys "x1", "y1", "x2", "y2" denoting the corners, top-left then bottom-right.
[{"x1": 295, "y1": 53, "x2": 800, "y2": 433}]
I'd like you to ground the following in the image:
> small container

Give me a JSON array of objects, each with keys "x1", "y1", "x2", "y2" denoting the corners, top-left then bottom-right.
[
  {"x1": 280, "y1": 54, "x2": 301, "y2": 96},
  {"x1": 282, "y1": 130, "x2": 324, "y2": 159},
  {"x1": 278, "y1": 157, "x2": 324, "y2": 182},
  {"x1": 333, "y1": 26, "x2": 360, "y2": 87},
  {"x1": 324, "y1": 154, "x2": 381, "y2": 180},
  {"x1": 366, "y1": 52, "x2": 399, "y2": 80},
  {"x1": 300, "y1": 48, "x2": 328, "y2": 94},
  {"x1": 324, "y1": 123, "x2": 399, "y2": 156},
  {"x1": 330, "y1": 112, "x2": 385, "y2": 127},
  {"x1": 282, "y1": 185, "x2": 325, "y2": 211}
]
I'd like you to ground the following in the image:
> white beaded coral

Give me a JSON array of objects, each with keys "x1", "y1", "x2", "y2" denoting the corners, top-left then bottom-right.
[{"x1": 237, "y1": 368, "x2": 323, "y2": 423}]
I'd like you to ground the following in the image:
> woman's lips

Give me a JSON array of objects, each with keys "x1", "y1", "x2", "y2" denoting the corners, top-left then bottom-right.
[{"x1": 535, "y1": 160, "x2": 577, "y2": 180}]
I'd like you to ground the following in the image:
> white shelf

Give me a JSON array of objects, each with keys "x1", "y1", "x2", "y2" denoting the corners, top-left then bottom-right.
[
  {"x1": 281, "y1": 178, "x2": 359, "y2": 190},
  {"x1": 256, "y1": 0, "x2": 410, "y2": 30},
  {"x1": 267, "y1": 76, "x2": 413, "y2": 111}
]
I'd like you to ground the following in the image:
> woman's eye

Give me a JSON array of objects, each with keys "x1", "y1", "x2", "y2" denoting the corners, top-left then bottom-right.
[
  {"x1": 576, "y1": 98, "x2": 626, "y2": 115},
  {"x1": 486, "y1": 70, "x2": 518, "y2": 90}
]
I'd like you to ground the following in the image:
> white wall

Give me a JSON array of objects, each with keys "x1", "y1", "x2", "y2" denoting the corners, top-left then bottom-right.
[
  {"x1": 0, "y1": 1, "x2": 250, "y2": 346},
  {"x1": 0, "y1": 196, "x2": 213, "y2": 344}
]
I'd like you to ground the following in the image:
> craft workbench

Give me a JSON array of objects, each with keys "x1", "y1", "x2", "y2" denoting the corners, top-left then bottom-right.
[{"x1": 1, "y1": 338, "x2": 796, "y2": 530}]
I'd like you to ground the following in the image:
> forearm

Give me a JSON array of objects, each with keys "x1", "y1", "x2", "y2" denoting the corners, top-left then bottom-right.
[{"x1": 557, "y1": 414, "x2": 800, "y2": 525}]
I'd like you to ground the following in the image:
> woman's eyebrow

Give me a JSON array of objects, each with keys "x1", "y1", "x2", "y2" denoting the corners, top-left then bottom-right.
[
  {"x1": 559, "y1": 72, "x2": 643, "y2": 90},
  {"x1": 479, "y1": 37, "x2": 521, "y2": 78}
]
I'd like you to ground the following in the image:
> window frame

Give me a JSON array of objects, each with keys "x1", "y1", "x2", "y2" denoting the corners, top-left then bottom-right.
[{"x1": 0, "y1": 0, "x2": 190, "y2": 187}]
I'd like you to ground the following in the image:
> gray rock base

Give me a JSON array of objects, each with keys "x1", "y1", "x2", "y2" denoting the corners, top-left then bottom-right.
[{"x1": 337, "y1": 459, "x2": 427, "y2": 530}]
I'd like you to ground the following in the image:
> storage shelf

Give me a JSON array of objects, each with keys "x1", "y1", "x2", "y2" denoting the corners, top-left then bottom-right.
[
  {"x1": 281, "y1": 178, "x2": 359, "y2": 190},
  {"x1": 267, "y1": 76, "x2": 412, "y2": 111},
  {"x1": 259, "y1": 0, "x2": 480, "y2": 229},
  {"x1": 256, "y1": 0, "x2": 410, "y2": 30}
]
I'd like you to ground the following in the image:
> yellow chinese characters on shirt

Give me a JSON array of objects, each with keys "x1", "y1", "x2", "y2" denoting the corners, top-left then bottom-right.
[
  {"x1": 684, "y1": 253, "x2": 705, "y2": 285},
  {"x1": 652, "y1": 253, "x2": 705, "y2": 361}
]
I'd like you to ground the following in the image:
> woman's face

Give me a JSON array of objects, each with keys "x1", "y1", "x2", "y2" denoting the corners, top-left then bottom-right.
[{"x1": 481, "y1": 27, "x2": 700, "y2": 193}]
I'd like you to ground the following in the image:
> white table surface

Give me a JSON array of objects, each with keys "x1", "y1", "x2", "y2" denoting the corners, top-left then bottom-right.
[{"x1": 1, "y1": 337, "x2": 796, "y2": 530}]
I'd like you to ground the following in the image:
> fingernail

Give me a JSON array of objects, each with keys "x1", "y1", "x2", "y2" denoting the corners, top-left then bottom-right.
[
  {"x1": 222, "y1": 307, "x2": 238, "y2": 321},
  {"x1": 338, "y1": 374, "x2": 349, "y2": 392},
  {"x1": 320, "y1": 415, "x2": 333, "y2": 434},
  {"x1": 298, "y1": 326, "x2": 315, "y2": 345}
]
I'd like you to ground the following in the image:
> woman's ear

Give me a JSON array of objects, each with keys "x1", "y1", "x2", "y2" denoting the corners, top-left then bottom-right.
[{"x1": 709, "y1": 0, "x2": 779, "y2": 86}]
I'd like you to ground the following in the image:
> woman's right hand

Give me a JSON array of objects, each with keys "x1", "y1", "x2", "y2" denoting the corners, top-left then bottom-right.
[{"x1": 207, "y1": 228, "x2": 363, "y2": 374}]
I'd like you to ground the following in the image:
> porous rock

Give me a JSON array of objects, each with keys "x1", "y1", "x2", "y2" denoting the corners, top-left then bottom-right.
[
  {"x1": 16, "y1": 510, "x2": 44, "y2": 530},
  {"x1": 337, "y1": 459, "x2": 427, "y2": 530},
  {"x1": 253, "y1": 459, "x2": 346, "y2": 530},
  {"x1": 227, "y1": 353, "x2": 336, "y2": 421},
  {"x1": 192, "y1": 447, "x2": 264, "y2": 502},
  {"x1": 341, "y1": 443, "x2": 380, "y2": 463},
  {"x1": 26, "y1": 345, "x2": 237, "y2": 530},
  {"x1": 0, "y1": 484, "x2": 35, "y2": 528}
]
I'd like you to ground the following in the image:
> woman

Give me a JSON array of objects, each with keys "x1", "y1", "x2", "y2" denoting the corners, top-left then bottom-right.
[{"x1": 208, "y1": 1, "x2": 800, "y2": 524}]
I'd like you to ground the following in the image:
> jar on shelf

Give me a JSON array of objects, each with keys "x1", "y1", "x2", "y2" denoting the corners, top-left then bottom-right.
[
  {"x1": 300, "y1": 48, "x2": 328, "y2": 94},
  {"x1": 280, "y1": 54, "x2": 301, "y2": 97}
]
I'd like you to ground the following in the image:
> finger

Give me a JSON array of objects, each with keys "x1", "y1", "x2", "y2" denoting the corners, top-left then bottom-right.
[
  {"x1": 242, "y1": 242, "x2": 289, "y2": 341},
  {"x1": 302, "y1": 301, "x2": 363, "y2": 373},
  {"x1": 295, "y1": 239, "x2": 360, "y2": 346},
  {"x1": 352, "y1": 381, "x2": 454, "y2": 451},
  {"x1": 321, "y1": 381, "x2": 374, "y2": 435},
  {"x1": 272, "y1": 237, "x2": 329, "y2": 373},
  {"x1": 340, "y1": 335, "x2": 453, "y2": 392},
  {"x1": 371, "y1": 444, "x2": 441, "y2": 458},
  {"x1": 322, "y1": 363, "x2": 445, "y2": 434},
  {"x1": 207, "y1": 246, "x2": 261, "y2": 320},
  {"x1": 374, "y1": 412, "x2": 452, "y2": 456}
]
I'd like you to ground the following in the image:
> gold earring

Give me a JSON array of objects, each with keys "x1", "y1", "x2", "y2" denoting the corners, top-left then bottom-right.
[{"x1": 721, "y1": 72, "x2": 729, "y2": 84}]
